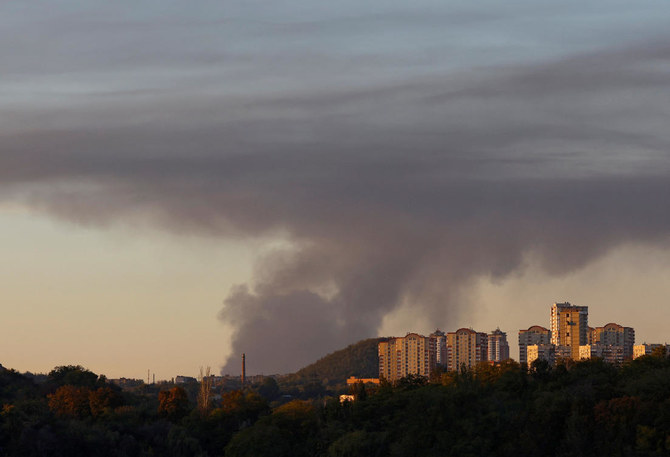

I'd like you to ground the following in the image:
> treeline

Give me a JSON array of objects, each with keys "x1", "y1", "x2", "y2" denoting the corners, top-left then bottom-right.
[
  {"x1": 228, "y1": 355, "x2": 670, "y2": 457},
  {"x1": 3, "y1": 353, "x2": 670, "y2": 456}
]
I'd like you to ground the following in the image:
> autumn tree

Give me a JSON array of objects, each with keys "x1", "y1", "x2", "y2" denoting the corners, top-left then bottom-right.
[
  {"x1": 48, "y1": 385, "x2": 91, "y2": 418},
  {"x1": 158, "y1": 386, "x2": 189, "y2": 420},
  {"x1": 89, "y1": 386, "x2": 122, "y2": 417}
]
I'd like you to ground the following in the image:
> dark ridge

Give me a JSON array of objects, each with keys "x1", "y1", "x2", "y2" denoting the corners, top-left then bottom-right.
[{"x1": 289, "y1": 338, "x2": 384, "y2": 385}]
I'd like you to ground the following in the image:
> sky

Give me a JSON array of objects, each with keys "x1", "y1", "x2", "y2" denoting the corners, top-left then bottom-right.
[{"x1": 2, "y1": 1, "x2": 670, "y2": 379}]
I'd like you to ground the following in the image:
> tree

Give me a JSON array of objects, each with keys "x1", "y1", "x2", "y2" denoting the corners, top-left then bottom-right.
[
  {"x1": 348, "y1": 381, "x2": 367, "y2": 401},
  {"x1": 88, "y1": 386, "x2": 122, "y2": 417},
  {"x1": 158, "y1": 386, "x2": 189, "y2": 420},
  {"x1": 48, "y1": 385, "x2": 91, "y2": 418},
  {"x1": 395, "y1": 373, "x2": 427, "y2": 390},
  {"x1": 197, "y1": 366, "x2": 213, "y2": 417},
  {"x1": 47, "y1": 365, "x2": 100, "y2": 388},
  {"x1": 651, "y1": 345, "x2": 667, "y2": 358},
  {"x1": 257, "y1": 377, "x2": 280, "y2": 401},
  {"x1": 221, "y1": 390, "x2": 269, "y2": 424}
]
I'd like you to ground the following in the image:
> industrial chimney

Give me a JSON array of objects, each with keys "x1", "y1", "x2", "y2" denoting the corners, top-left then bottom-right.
[{"x1": 241, "y1": 353, "x2": 246, "y2": 388}]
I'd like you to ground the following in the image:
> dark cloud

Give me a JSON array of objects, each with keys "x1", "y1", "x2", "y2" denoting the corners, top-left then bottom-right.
[{"x1": 2, "y1": 24, "x2": 670, "y2": 373}]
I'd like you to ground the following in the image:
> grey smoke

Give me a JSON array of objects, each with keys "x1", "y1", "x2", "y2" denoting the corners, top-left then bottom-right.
[{"x1": 2, "y1": 2, "x2": 670, "y2": 373}]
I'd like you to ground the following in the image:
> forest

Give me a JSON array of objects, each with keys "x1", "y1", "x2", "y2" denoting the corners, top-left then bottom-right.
[{"x1": 2, "y1": 350, "x2": 670, "y2": 456}]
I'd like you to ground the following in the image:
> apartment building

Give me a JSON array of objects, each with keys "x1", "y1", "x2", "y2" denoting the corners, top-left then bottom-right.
[
  {"x1": 527, "y1": 344, "x2": 555, "y2": 366},
  {"x1": 591, "y1": 323, "x2": 635, "y2": 359},
  {"x1": 579, "y1": 344, "x2": 625, "y2": 364},
  {"x1": 488, "y1": 328, "x2": 510, "y2": 362},
  {"x1": 551, "y1": 302, "x2": 589, "y2": 359},
  {"x1": 378, "y1": 333, "x2": 437, "y2": 382},
  {"x1": 430, "y1": 329, "x2": 447, "y2": 366},
  {"x1": 446, "y1": 328, "x2": 488, "y2": 372},
  {"x1": 518, "y1": 325, "x2": 551, "y2": 365}
]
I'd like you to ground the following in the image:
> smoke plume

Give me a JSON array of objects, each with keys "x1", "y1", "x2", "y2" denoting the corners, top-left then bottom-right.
[{"x1": 2, "y1": 30, "x2": 670, "y2": 373}]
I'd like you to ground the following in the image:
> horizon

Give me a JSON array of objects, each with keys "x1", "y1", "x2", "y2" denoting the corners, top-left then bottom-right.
[
  {"x1": 4, "y1": 303, "x2": 662, "y2": 380},
  {"x1": 2, "y1": 1, "x2": 670, "y2": 379}
]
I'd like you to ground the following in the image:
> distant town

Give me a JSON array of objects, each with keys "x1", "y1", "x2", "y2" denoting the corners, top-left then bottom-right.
[
  {"x1": 377, "y1": 302, "x2": 665, "y2": 382},
  {"x1": 105, "y1": 301, "x2": 666, "y2": 389},
  {"x1": 4, "y1": 301, "x2": 670, "y2": 456}
]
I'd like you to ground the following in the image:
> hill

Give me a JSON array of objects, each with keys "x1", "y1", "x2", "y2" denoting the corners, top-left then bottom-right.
[{"x1": 289, "y1": 338, "x2": 383, "y2": 385}]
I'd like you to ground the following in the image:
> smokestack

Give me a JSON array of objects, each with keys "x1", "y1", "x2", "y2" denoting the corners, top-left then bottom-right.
[{"x1": 241, "y1": 353, "x2": 246, "y2": 388}]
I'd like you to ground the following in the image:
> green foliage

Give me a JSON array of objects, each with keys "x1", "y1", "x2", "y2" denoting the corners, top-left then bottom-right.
[
  {"x1": 47, "y1": 365, "x2": 101, "y2": 389},
  {"x1": 290, "y1": 338, "x2": 382, "y2": 386},
  {"x1": 225, "y1": 400, "x2": 320, "y2": 457},
  {"x1": 256, "y1": 377, "x2": 280, "y2": 401},
  {"x1": 4, "y1": 357, "x2": 670, "y2": 456},
  {"x1": 0, "y1": 366, "x2": 39, "y2": 404},
  {"x1": 220, "y1": 389, "x2": 269, "y2": 423}
]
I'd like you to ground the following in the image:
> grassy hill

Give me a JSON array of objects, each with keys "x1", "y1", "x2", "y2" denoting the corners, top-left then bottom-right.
[{"x1": 289, "y1": 338, "x2": 383, "y2": 386}]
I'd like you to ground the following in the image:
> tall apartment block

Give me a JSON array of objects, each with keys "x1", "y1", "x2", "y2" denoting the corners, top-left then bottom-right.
[
  {"x1": 430, "y1": 329, "x2": 447, "y2": 366},
  {"x1": 446, "y1": 328, "x2": 488, "y2": 372},
  {"x1": 378, "y1": 333, "x2": 437, "y2": 382},
  {"x1": 518, "y1": 325, "x2": 551, "y2": 365},
  {"x1": 590, "y1": 323, "x2": 635, "y2": 359},
  {"x1": 551, "y1": 302, "x2": 588, "y2": 359},
  {"x1": 487, "y1": 328, "x2": 510, "y2": 362}
]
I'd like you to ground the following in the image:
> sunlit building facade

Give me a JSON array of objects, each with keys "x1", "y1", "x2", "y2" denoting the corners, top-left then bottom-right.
[
  {"x1": 378, "y1": 333, "x2": 436, "y2": 382},
  {"x1": 527, "y1": 344, "x2": 555, "y2": 366},
  {"x1": 446, "y1": 328, "x2": 488, "y2": 372},
  {"x1": 579, "y1": 344, "x2": 625, "y2": 364},
  {"x1": 519, "y1": 325, "x2": 551, "y2": 365},
  {"x1": 551, "y1": 302, "x2": 589, "y2": 359},
  {"x1": 591, "y1": 323, "x2": 635, "y2": 359},
  {"x1": 633, "y1": 344, "x2": 669, "y2": 359}
]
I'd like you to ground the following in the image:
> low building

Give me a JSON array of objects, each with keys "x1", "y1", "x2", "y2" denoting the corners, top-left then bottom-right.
[
  {"x1": 346, "y1": 377, "x2": 380, "y2": 385},
  {"x1": 527, "y1": 344, "x2": 555, "y2": 366},
  {"x1": 579, "y1": 344, "x2": 604, "y2": 360},
  {"x1": 554, "y1": 345, "x2": 573, "y2": 360},
  {"x1": 580, "y1": 344, "x2": 626, "y2": 364},
  {"x1": 109, "y1": 378, "x2": 144, "y2": 389},
  {"x1": 633, "y1": 343, "x2": 669, "y2": 359}
]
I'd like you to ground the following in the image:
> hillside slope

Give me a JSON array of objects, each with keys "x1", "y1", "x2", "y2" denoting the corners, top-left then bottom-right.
[{"x1": 290, "y1": 338, "x2": 382, "y2": 385}]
